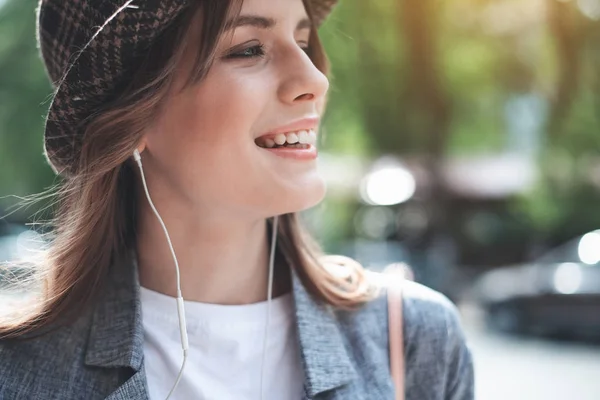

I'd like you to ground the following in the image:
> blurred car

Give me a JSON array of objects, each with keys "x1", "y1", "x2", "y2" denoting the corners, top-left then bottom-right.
[{"x1": 475, "y1": 229, "x2": 600, "y2": 340}]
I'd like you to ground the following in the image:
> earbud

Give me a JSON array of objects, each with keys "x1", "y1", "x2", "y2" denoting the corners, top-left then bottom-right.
[{"x1": 133, "y1": 148, "x2": 142, "y2": 163}]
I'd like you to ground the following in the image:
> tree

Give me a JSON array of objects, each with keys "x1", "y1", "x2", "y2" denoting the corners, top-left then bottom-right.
[{"x1": 0, "y1": 0, "x2": 56, "y2": 219}]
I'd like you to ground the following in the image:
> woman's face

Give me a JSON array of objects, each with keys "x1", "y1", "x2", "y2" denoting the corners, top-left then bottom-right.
[{"x1": 142, "y1": 0, "x2": 329, "y2": 220}]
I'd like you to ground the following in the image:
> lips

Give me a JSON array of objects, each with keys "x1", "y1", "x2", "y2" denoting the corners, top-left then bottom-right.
[
  {"x1": 255, "y1": 117, "x2": 320, "y2": 160},
  {"x1": 259, "y1": 144, "x2": 318, "y2": 161}
]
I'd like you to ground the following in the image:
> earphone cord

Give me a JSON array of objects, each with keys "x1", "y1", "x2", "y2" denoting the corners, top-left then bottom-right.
[
  {"x1": 133, "y1": 150, "x2": 277, "y2": 400},
  {"x1": 133, "y1": 150, "x2": 189, "y2": 400},
  {"x1": 260, "y1": 215, "x2": 278, "y2": 400}
]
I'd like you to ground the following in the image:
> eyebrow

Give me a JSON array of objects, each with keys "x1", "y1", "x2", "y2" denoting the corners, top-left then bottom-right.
[{"x1": 224, "y1": 15, "x2": 312, "y2": 32}]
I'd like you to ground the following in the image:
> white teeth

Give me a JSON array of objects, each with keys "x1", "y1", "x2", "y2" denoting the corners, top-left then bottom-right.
[
  {"x1": 286, "y1": 132, "x2": 299, "y2": 144},
  {"x1": 258, "y1": 129, "x2": 317, "y2": 148},
  {"x1": 308, "y1": 130, "x2": 316, "y2": 145},
  {"x1": 297, "y1": 130, "x2": 309, "y2": 144},
  {"x1": 273, "y1": 133, "x2": 287, "y2": 145}
]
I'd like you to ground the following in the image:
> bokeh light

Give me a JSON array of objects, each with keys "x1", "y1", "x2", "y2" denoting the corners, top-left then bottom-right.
[
  {"x1": 577, "y1": 231, "x2": 600, "y2": 265},
  {"x1": 360, "y1": 167, "x2": 416, "y2": 206}
]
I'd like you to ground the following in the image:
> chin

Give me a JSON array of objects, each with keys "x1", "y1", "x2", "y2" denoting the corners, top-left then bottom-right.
[{"x1": 273, "y1": 176, "x2": 326, "y2": 215}]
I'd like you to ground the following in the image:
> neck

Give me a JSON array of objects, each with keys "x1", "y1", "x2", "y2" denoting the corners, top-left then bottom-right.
[{"x1": 135, "y1": 203, "x2": 289, "y2": 305}]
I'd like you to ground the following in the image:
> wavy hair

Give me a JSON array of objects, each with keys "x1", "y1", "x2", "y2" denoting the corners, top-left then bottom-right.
[{"x1": 0, "y1": 0, "x2": 374, "y2": 339}]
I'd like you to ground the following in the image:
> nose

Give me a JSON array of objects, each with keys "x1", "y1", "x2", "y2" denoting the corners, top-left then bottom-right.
[{"x1": 277, "y1": 46, "x2": 329, "y2": 105}]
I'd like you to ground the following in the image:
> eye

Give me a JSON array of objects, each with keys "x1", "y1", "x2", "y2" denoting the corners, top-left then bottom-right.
[
  {"x1": 298, "y1": 41, "x2": 310, "y2": 54},
  {"x1": 225, "y1": 44, "x2": 266, "y2": 59}
]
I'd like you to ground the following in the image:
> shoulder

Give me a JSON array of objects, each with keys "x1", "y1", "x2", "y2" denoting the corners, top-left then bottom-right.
[
  {"x1": 395, "y1": 280, "x2": 475, "y2": 399},
  {"x1": 0, "y1": 311, "x2": 84, "y2": 389},
  {"x1": 349, "y1": 270, "x2": 465, "y2": 341},
  {"x1": 401, "y1": 280, "x2": 474, "y2": 398},
  {"x1": 336, "y1": 275, "x2": 475, "y2": 399},
  {"x1": 401, "y1": 279, "x2": 465, "y2": 339},
  {"x1": 336, "y1": 276, "x2": 467, "y2": 352},
  {"x1": 396, "y1": 279, "x2": 475, "y2": 399},
  {"x1": 0, "y1": 303, "x2": 115, "y2": 399}
]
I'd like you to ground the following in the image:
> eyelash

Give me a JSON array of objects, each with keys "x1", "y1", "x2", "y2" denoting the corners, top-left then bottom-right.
[
  {"x1": 227, "y1": 44, "x2": 266, "y2": 59},
  {"x1": 226, "y1": 43, "x2": 310, "y2": 60}
]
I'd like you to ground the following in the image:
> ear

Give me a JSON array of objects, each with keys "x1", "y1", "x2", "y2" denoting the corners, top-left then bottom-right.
[{"x1": 135, "y1": 142, "x2": 146, "y2": 155}]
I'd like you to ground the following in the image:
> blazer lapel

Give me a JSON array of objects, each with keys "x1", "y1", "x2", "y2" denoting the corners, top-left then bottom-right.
[
  {"x1": 84, "y1": 250, "x2": 149, "y2": 400},
  {"x1": 105, "y1": 365, "x2": 149, "y2": 400},
  {"x1": 292, "y1": 268, "x2": 397, "y2": 400},
  {"x1": 291, "y1": 268, "x2": 357, "y2": 398},
  {"x1": 82, "y1": 250, "x2": 395, "y2": 400}
]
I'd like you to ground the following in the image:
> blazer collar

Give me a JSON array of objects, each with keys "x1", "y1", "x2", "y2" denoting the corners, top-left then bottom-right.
[
  {"x1": 291, "y1": 268, "x2": 357, "y2": 397},
  {"x1": 83, "y1": 250, "x2": 357, "y2": 397},
  {"x1": 84, "y1": 250, "x2": 145, "y2": 370}
]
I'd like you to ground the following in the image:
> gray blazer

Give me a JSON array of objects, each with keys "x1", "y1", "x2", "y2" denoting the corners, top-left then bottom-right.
[{"x1": 0, "y1": 251, "x2": 474, "y2": 399}]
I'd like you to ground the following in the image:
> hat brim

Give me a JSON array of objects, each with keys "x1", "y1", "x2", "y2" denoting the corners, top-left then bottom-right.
[{"x1": 42, "y1": 0, "x2": 338, "y2": 176}]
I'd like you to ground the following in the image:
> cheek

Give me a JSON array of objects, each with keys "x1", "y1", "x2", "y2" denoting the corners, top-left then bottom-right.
[
  {"x1": 152, "y1": 76, "x2": 259, "y2": 171},
  {"x1": 146, "y1": 76, "x2": 265, "y2": 204}
]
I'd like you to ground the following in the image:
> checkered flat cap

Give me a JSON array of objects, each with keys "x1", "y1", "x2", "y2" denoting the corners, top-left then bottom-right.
[{"x1": 37, "y1": 0, "x2": 339, "y2": 176}]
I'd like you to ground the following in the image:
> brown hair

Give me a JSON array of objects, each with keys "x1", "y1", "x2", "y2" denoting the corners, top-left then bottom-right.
[{"x1": 0, "y1": 0, "x2": 374, "y2": 339}]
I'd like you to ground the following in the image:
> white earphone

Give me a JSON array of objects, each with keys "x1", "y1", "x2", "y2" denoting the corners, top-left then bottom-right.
[{"x1": 132, "y1": 149, "x2": 277, "y2": 400}]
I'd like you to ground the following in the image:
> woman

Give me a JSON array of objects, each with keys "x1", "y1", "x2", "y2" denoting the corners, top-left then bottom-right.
[{"x1": 0, "y1": 0, "x2": 474, "y2": 399}]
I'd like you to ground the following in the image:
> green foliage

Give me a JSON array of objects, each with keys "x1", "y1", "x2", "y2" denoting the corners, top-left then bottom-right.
[
  {"x1": 0, "y1": 0, "x2": 55, "y2": 217},
  {"x1": 1, "y1": 0, "x2": 600, "y2": 241}
]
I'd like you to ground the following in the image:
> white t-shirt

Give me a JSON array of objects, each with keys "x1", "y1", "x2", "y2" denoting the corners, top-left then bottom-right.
[{"x1": 139, "y1": 286, "x2": 305, "y2": 400}]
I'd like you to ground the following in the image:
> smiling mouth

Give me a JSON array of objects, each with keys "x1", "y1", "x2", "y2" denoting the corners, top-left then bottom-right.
[{"x1": 255, "y1": 129, "x2": 317, "y2": 149}]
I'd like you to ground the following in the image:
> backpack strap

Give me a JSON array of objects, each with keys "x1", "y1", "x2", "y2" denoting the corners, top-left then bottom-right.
[{"x1": 386, "y1": 265, "x2": 405, "y2": 400}]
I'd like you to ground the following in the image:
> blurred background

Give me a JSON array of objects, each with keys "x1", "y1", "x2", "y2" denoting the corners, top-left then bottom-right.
[{"x1": 1, "y1": 0, "x2": 600, "y2": 398}]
